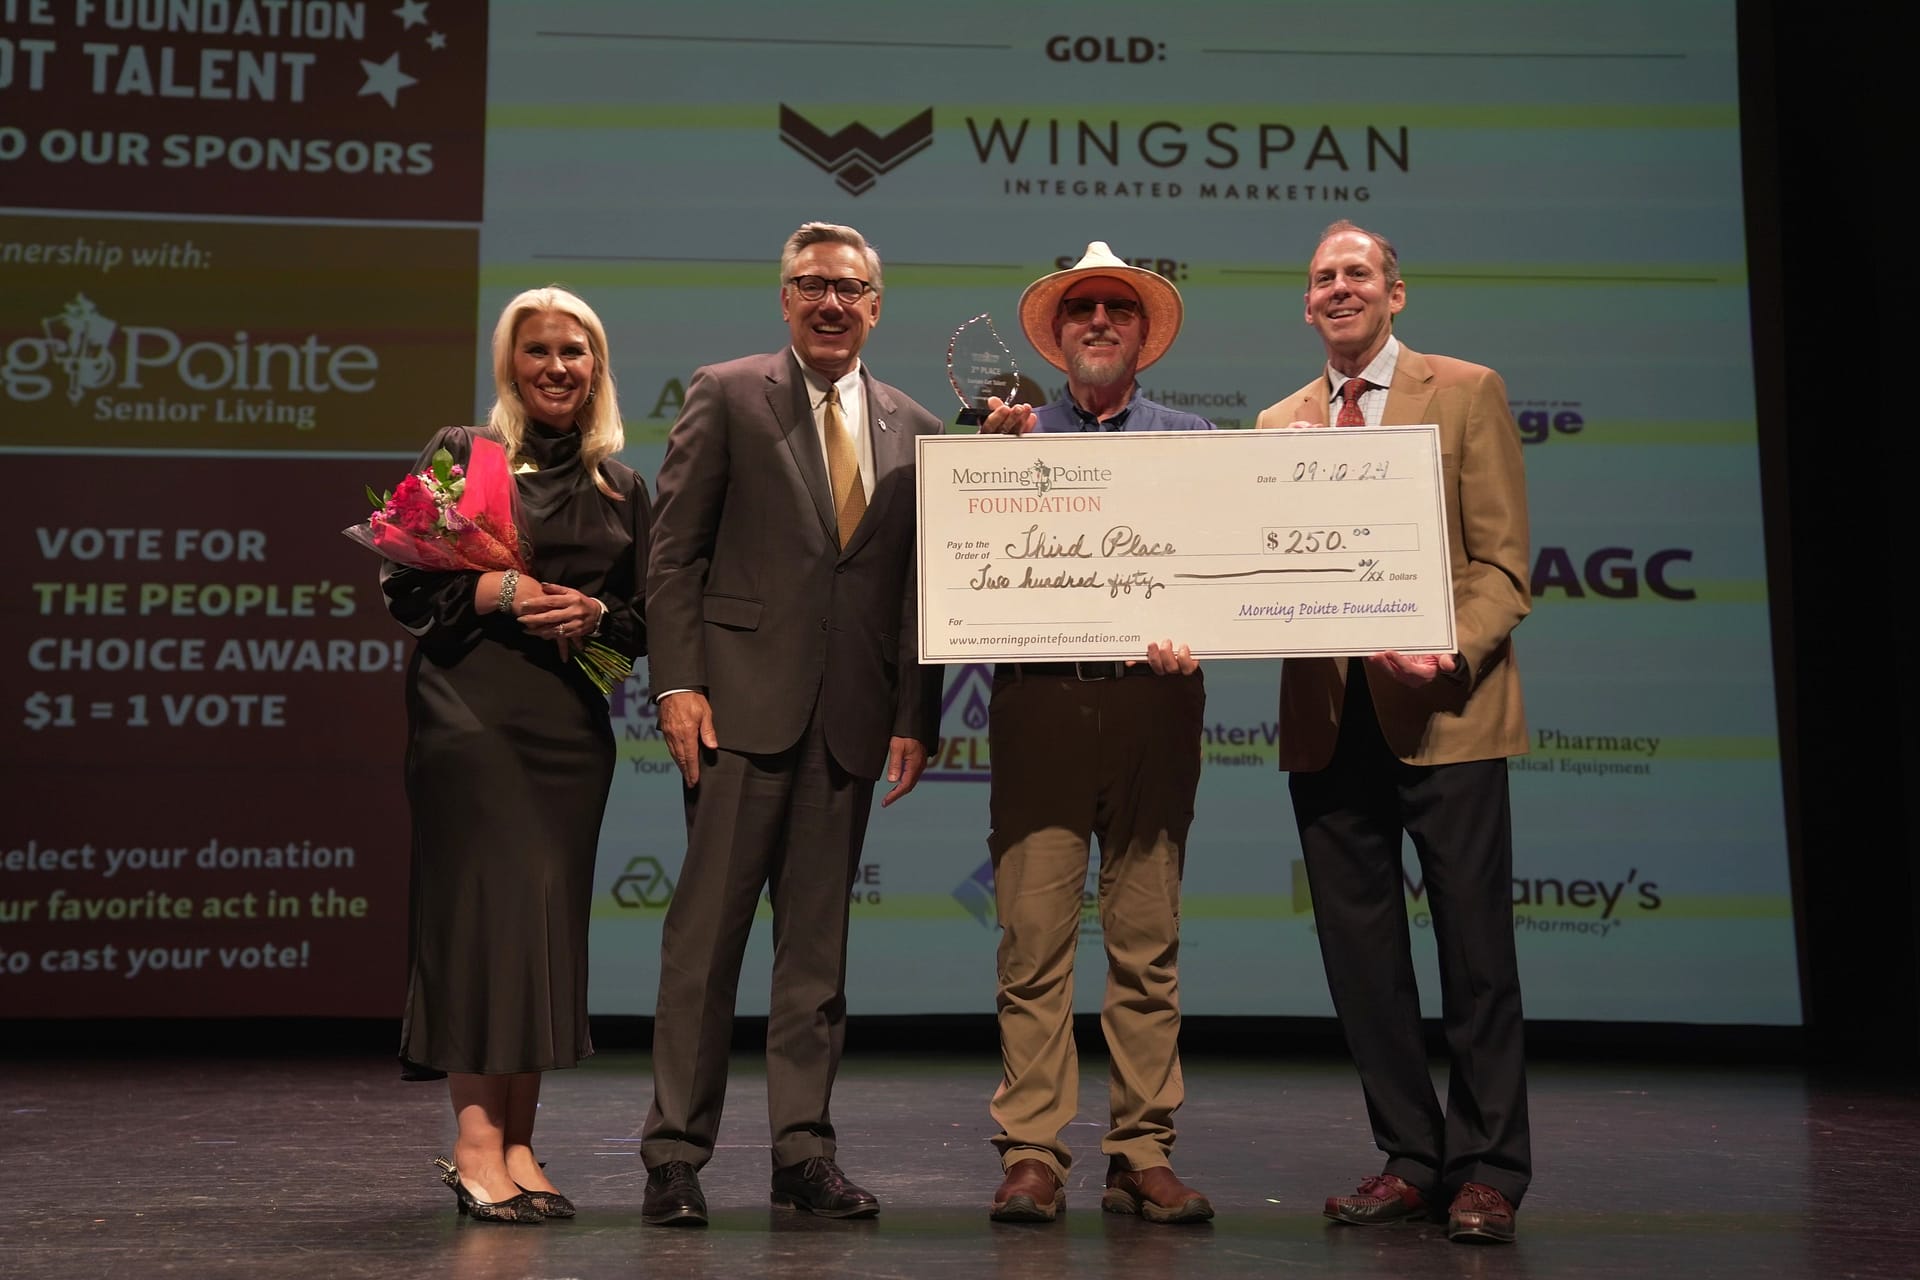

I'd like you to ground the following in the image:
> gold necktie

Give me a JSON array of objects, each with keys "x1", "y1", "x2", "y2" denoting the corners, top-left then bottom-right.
[{"x1": 824, "y1": 384, "x2": 866, "y2": 547}]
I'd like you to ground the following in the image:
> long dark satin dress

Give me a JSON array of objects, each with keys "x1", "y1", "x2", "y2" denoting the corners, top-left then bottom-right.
[{"x1": 383, "y1": 423, "x2": 649, "y2": 1077}]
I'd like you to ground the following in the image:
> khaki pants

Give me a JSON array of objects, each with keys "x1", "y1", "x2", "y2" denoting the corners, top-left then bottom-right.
[{"x1": 985, "y1": 667, "x2": 1205, "y2": 1178}]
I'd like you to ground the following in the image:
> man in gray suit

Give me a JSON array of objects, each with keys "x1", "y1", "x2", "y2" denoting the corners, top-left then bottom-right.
[{"x1": 639, "y1": 222, "x2": 945, "y2": 1226}]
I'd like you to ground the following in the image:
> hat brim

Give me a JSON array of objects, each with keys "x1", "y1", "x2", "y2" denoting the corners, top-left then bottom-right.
[{"x1": 1019, "y1": 265, "x2": 1183, "y2": 373}]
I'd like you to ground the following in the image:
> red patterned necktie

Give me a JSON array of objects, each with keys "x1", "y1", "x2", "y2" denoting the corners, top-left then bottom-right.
[{"x1": 1336, "y1": 377, "x2": 1368, "y2": 427}]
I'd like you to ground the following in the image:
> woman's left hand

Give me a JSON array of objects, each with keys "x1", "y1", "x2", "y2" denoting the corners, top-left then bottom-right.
[{"x1": 515, "y1": 582, "x2": 602, "y2": 657}]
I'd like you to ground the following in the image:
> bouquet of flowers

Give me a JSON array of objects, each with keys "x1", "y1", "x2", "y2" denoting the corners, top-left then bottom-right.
[{"x1": 344, "y1": 435, "x2": 632, "y2": 694}]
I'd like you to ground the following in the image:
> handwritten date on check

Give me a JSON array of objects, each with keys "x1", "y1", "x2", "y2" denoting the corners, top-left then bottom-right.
[{"x1": 915, "y1": 427, "x2": 1456, "y2": 662}]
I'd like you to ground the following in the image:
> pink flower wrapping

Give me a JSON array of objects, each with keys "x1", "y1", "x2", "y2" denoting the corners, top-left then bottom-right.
[
  {"x1": 346, "y1": 436, "x2": 528, "y2": 575},
  {"x1": 346, "y1": 433, "x2": 631, "y2": 695}
]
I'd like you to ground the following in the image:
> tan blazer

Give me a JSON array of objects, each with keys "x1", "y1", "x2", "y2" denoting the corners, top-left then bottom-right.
[{"x1": 1256, "y1": 344, "x2": 1531, "y2": 768}]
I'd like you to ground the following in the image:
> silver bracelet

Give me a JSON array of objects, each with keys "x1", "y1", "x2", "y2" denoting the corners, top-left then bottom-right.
[
  {"x1": 495, "y1": 569, "x2": 520, "y2": 614},
  {"x1": 588, "y1": 598, "x2": 607, "y2": 636}
]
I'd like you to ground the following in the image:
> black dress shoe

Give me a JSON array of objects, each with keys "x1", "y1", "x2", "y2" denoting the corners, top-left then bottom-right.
[
  {"x1": 770, "y1": 1156, "x2": 880, "y2": 1218},
  {"x1": 642, "y1": 1160, "x2": 708, "y2": 1227}
]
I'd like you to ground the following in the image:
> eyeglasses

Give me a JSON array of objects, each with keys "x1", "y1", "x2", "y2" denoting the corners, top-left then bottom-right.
[
  {"x1": 1058, "y1": 296, "x2": 1141, "y2": 325},
  {"x1": 788, "y1": 275, "x2": 875, "y2": 303}
]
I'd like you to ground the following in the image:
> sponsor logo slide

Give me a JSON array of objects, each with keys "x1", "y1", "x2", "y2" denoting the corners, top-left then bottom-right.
[{"x1": 0, "y1": 214, "x2": 476, "y2": 452}]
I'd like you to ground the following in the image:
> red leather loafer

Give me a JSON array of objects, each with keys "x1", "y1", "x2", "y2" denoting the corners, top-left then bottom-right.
[
  {"x1": 1446, "y1": 1182, "x2": 1516, "y2": 1243},
  {"x1": 1324, "y1": 1173, "x2": 1428, "y2": 1226}
]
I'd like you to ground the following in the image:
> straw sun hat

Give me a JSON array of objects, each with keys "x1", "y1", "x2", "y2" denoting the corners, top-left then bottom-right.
[{"x1": 1017, "y1": 241, "x2": 1184, "y2": 373}]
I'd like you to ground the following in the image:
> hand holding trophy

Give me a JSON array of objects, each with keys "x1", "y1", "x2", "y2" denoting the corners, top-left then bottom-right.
[{"x1": 947, "y1": 313, "x2": 1034, "y2": 433}]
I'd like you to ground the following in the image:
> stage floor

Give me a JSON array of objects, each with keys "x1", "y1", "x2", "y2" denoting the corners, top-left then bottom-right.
[{"x1": 4, "y1": 1050, "x2": 1915, "y2": 1279}]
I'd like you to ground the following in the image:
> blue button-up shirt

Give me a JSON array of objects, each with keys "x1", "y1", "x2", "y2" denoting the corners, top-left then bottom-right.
[{"x1": 1033, "y1": 385, "x2": 1213, "y2": 433}]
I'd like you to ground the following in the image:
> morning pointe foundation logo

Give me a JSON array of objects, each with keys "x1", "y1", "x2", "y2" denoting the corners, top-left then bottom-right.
[{"x1": 778, "y1": 105, "x2": 935, "y2": 196}]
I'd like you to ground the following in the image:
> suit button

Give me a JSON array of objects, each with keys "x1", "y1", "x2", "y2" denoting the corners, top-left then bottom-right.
[
  {"x1": 835, "y1": 564, "x2": 846, "y2": 574},
  {"x1": 820, "y1": 619, "x2": 828, "y2": 631}
]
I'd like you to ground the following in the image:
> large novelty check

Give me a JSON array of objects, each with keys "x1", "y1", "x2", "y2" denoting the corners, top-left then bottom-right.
[{"x1": 916, "y1": 427, "x2": 1455, "y2": 662}]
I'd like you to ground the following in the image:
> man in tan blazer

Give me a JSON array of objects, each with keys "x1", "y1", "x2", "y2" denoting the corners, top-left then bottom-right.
[{"x1": 1257, "y1": 220, "x2": 1532, "y2": 1244}]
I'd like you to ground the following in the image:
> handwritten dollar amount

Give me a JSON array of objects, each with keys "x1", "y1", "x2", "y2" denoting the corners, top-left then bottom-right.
[
  {"x1": 1261, "y1": 523, "x2": 1421, "y2": 555},
  {"x1": 21, "y1": 691, "x2": 288, "y2": 729}
]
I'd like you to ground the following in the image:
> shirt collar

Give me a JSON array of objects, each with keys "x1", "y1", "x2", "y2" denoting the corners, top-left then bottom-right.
[
  {"x1": 1065, "y1": 382, "x2": 1143, "y2": 431},
  {"x1": 793, "y1": 351, "x2": 863, "y2": 404},
  {"x1": 1325, "y1": 335, "x2": 1400, "y2": 399}
]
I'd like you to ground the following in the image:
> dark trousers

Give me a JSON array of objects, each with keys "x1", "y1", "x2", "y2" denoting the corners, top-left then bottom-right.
[
  {"x1": 1288, "y1": 664, "x2": 1531, "y2": 1206},
  {"x1": 642, "y1": 707, "x2": 873, "y2": 1171}
]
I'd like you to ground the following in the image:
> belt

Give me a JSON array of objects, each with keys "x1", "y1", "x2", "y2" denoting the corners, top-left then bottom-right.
[{"x1": 996, "y1": 661, "x2": 1152, "y2": 682}]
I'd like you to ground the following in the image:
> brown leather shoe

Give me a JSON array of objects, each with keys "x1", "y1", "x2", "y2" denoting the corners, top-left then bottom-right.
[
  {"x1": 1446, "y1": 1182, "x2": 1516, "y2": 1244},
  {"x1": 990, "y1": 1159, "x2": 1063, "y2": 1223},
  {"x1": 1324, "y1": 1173, "x2": 1428, "y2": 1226},
  {"x1": 1101, "y1": 1161, "x2": 1214, "y2": 1225}
]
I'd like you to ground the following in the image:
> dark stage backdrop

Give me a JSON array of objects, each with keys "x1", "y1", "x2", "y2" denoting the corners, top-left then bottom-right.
[{"x1": 2, "y1": 1, "x2": 1805, "y2": 1026}]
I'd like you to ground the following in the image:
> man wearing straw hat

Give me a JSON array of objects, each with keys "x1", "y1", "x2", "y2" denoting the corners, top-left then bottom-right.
[{"x1": 975, "y1": 242, "x2": 1214, "y2": 1226}]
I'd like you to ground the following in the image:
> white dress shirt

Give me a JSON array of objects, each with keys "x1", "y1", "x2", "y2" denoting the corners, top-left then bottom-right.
[{"x1": 1325, "y1": 335, "x2": 1402, "y2": 427}]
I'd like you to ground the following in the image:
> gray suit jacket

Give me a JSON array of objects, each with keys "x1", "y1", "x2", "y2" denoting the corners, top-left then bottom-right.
[{"x1": 646, "y1": 349, "x2": 944, "y2": 779}]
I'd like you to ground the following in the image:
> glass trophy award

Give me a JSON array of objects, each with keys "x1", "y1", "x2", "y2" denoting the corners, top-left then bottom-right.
[{"x1": 946, "y1": 313, "x2": 1022, "y2": 427}]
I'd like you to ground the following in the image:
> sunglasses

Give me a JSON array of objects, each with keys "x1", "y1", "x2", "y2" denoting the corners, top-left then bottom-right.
[{"x1": 1058, "y1": 296, "x2": 1141, "y2": 325}]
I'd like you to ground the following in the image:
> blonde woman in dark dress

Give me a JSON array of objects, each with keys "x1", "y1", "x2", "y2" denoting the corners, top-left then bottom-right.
[{"x1": 383, "y1": 287, "x2": 649, "y2": 1223}]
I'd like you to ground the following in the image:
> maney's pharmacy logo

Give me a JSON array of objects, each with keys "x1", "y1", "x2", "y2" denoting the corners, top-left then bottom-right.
[{"x1": 779, "y1": 105, "x2": 935, "y2": 196}]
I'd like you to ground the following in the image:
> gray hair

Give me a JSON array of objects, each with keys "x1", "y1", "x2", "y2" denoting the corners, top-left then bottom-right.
[{"x1": 779, "y1": 221, "x2": 884, "y2": 294}]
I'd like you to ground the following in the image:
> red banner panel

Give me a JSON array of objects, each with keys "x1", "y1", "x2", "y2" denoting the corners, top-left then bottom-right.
[
  {"x1": 0, "y1": 0, "x2": 486, "y2": 221},
  {"x1": 1, "y1": 454, "x2": 420, "y2": 1017}
]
